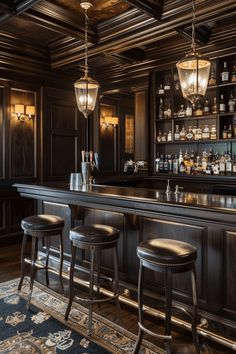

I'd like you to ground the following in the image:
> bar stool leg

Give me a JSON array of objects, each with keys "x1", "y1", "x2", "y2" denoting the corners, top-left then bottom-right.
[
  {"x1": 133, "y1": 260, "x2": 144, "y2": 354},
  {"x1": 165, "y1": 267, "x2": 172, "y2": 354},
  {"x1": 18, "y1": 233, "x2": 28, "y2": 291},
  {"x1": 59, "y1": 232, "x2": 64, "y2": 293},
  {"x1": 113, "y1": 243, "x2": 121, "y2": 316},
  {"x1": 45, "y1": 237, "x2": 50, "y2": 286},
  {"x1": 96, "y1": 250, "x2": 101, "y2": 306},
  {"x1": 88, "y1": 246, "x2": 95, "y2": 336},
  {"x1": 65, "y1": 244, "x2": 76, "y2": 321},
  {"x1": 191, "y1": 265, "x2": 201, "y2": 354},
  {"x1": 27, "y1": 236, "x2": 37, "y2": 310}
]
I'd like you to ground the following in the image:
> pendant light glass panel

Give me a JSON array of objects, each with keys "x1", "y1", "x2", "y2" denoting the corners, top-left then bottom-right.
[
  {"x1": 74, "y1": 76, "x2": 99, "y2": 118},
  {"x1": 176, "y1": 53, "x2": 211, "y2": 104}
]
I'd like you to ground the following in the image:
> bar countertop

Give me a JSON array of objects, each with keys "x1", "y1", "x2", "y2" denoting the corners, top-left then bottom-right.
[{"x1": 13, "y1": 182, "x2": 236, "y2": 218}]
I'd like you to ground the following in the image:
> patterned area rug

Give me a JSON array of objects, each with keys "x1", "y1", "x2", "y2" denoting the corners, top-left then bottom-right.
[{"x1": 0, "y1": 278, "x2": 164, "y2": 354}]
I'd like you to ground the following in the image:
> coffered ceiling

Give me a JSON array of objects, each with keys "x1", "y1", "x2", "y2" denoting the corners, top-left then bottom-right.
[{"x1": 0, "y1": 0, "x2": 235, "y2": 91}]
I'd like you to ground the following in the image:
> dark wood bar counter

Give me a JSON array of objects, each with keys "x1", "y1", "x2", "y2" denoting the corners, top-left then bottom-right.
[{"x1": 14, "y1": 182, "x2": 236, "y2": 350}]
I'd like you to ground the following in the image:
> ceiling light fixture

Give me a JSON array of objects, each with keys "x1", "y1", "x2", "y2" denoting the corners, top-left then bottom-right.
[
  {"x1": 176, "y1": 0, "x2": 211, "y2": 104},
  {"x1": 74, "y1": 1, "x2": 99, "y2": 118}
]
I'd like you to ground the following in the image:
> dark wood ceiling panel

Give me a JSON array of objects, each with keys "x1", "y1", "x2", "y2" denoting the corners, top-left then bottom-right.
[
  {"x1": 21, "y1": 0, "x2": 96, "y2": 42},
  {"x1": 124, "y1": 0, "x2": 164, "y2": 20},
  {"x1": 0, "y1": 0, "x2": 235, "y2": 90},
  {"x1": 49, "y1": 0, "x2": 130, "y2": 24},
  {"x1": 1, "y1": 16, "x2": 62, "y2": 44}
]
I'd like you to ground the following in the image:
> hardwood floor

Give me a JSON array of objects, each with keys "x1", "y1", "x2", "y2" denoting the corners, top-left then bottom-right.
[{"x1": 0, "y1": 243, "x2": 232, "y2": 354}]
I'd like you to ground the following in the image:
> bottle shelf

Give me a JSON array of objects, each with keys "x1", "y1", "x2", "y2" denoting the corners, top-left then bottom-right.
[
  {"x1": 155, "y1": 139, "x2": 234, "y2": 145},
  {"x1": 219, "y1": 112, "x2": 236, "y2": 116},
  {"x1": 173, "y1": 114, "x2": 217, "y2": 121},
  {"x1": 152, "y1": 54, "x2": 236, "y2": 180},
  {"x1": 218, "y1": 82, "x2": 236, "y2": 88}
]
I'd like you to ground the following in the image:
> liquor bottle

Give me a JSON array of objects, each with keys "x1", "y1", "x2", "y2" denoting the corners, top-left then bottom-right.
[
  {"x1": 179, "y1": 159, "x2": 186, "y2": 174},
  {"x1": 202, "y1": 125, "x2": 210, "y2": 139},
  {"x1": 180, "y1": 126, "x2": 186, "y2": 140},
  {"x1": 164, "y1": 105, "x2": 172, "y2": 119},
  {"x1": 213, "y1": 154, "x2": 220, "y2": 175},
  {"x1": 226, "y1": 152, "x2": 232, "y2": 175},
  {"x1": 204, "y1": 98, "x2": 211, "y2": 115},
  {"x1": 227, "y1": 124, "x2": 233, "y2": 139},
  {"x1": 186, "y1": 103, "x2": 193, "y2": 117},
  {"x1": 195, "y1": 126, "x2": 202, "y2": 141},
  {"x1": 209, "y1": 70, "x2": 216, "y2": 86},
  {"x1": 222, "y1": 125, "x2": 228, "y2": 139},
  {"x1": 164, "y1": 155, "x2": 169, "y2": 173},
  {"x1": 221, "y1": 61, "x2": 229, "y2": 83},
  {"x1": 234, "y1": 119, "x2": 236, "y2": 138},
  {"x1": 158, "y1": 84, "x2": 164, "y2": 95},
  {"x1": 195, "y1": 156, "x2": 202, "y2": 174},
  {"x1": 161, "y1": 131, "x2": 167, "y2": 141},
  {"x1": 164, "y1": 79, "x2": 171, "y2": 91},
  {"x1": 192, "y1": 125, "x2": 197, "y2": 139},
  {"x1": 179, "y1": 149, "x2": 183, "y2": 165},
  {"x1": 174, "y1": 125, "x2": 180, "y2": 141},
  {"x1": 219, "y1": 94, "x2": 226, "y2": 113},
  {"x1": 219, "y1": 154, "x2": 226, "y2": 175},
  {"x1": 159, "y1": 155, "x2": 164, "y2": 172},
  {"x1": 167, "y1": 130, "x2": 172, "y2": 141},
  {"x1": 212, "y1": 97, "x2": 218, "y2": 114},
  {"x1": 155, "y1": 155, "x2": 160, "y2": 172},
  {"x1": 173, "y1": 155, "x2": 179, "y2": 174},
  {"x1": 168, "y1": 155, "x2": 173, "y2": 172},
  {"x1": 232, "y1": 154, "x2": 236, "y2": 175},
  {"x1": 201, "y1": 149, "x2": 208, "y2": 173},
  {"x1": 159, "y1": 98, "x2": 164, "y2": 118},
  {"x1": 210, "y1": 125, "x2": 217, "y2": 140},
  {"x1": 228, "y1": 92, "x2": 235, "y2": 113},
  {"x1": 231, "y1": 65, "x2": 236, "y2": 82},
  {"x1": 186, "y1": 126, "x2": 194, "y2": 140},
  {"x1": 177, "y1": 104, "x2": 186, "y2": 118},
  {"x1": 157, "y1": 130, "x2": 162, "y2": 142},
  {"x1": 195, "y1": 102, "x2": 203, "y2": 116}
]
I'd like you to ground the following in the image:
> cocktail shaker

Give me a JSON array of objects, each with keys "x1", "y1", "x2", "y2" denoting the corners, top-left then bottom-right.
[{"x1": 81, "y1": 161, "x2": 91, "y2": 185}]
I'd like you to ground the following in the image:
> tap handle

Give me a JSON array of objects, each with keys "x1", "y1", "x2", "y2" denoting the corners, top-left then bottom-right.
[{"x1": 174, "y1": 185, "x2": 184, "y2": 194}]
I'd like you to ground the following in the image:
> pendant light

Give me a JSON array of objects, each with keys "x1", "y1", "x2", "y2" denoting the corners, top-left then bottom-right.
[
  {"x1": 74, "y1": 1, "x2": 99, "y2": 118},
  {"x1": 176, "y1": 0, "x2": 211, "y2": 104}
]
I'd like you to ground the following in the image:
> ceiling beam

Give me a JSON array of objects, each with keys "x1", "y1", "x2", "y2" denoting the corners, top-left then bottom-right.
[
  {"x1": 51, "y1": 0, "x2": 236, "y2": 69},
  {"x1": 177, "y1": 25, "x2": 212, "y2": 45},
  {"x1": 124, "y1": 0, "x2": 164, "y2": 20},
  {"x1": 0, "y1": 0, "x2": 40, "y2": 25},
  {"x1": 21, "y1": 0, "x2": 96, "y2": 43}
]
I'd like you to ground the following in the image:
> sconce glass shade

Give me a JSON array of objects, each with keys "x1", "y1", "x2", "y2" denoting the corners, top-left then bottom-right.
[
  {"x1": 26, "y1": 105, "x2": 35, "y2": 116},
  {"x1": 176, "y1": 52, "x2": 211, "y2": 104},
  {"x1": 15, "y1": 104, "x2": 24, "y2": 115},
  {"x1": 104, "y1": 116, "x2": 119, "y2": 126},
  {"x1": 74, "y1": 76, "x2": 99, "y2": 118}
]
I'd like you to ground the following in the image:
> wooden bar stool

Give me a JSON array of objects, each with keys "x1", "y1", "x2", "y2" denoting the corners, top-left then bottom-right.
[
  {"x1": 133, "y1": 238, "x2": 201, "y2": 354},
  {"x1": 18, "y1": 214, "x2": 64, "y2": 309},
  {"x1": 65, "y1": 224, "x2": 120, "y2": 336}
]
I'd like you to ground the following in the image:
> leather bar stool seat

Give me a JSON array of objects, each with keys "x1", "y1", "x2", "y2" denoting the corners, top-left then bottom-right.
[
  {"x1": 70, "y1": 224, "x2": 119, "y2": 244},
  {"x1": 133, "y1": 238, "x2": 201, "y2": 354},
  {"x1": 18, "y1": 214, "x2": 65, "y2": 309},
  {"x1": 65, "y1": 224, "x2": 120, "y2": 336},
  {"x1": 137, "y1": 238, "x2": 197, "y2": 265},
  {"x1": 21, "y1": 214, "x2": 64, "y2": 232}
]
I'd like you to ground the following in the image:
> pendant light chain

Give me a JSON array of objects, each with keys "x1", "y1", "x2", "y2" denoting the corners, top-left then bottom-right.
[
  {"x1": 84, "y1": 8, "x2": 89, "y2": 78},
  {"x1": 191, "y1": 0, "x2": 196, "y2": 53}
]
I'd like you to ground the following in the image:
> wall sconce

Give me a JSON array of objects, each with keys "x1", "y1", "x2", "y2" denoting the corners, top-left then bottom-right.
[
  {"x1": 14, "y1": 104, "x2": 35, "y2": 122},
  {"x1": 101, "y1": 116, "x2": 119, "y2": 128}
]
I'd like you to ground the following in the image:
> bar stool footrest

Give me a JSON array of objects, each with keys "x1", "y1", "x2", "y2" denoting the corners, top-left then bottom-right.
[{"x1": 138, "y1": 322, "x2": 172, "y2": 340}]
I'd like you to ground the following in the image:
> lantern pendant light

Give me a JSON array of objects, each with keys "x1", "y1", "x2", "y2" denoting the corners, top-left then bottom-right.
[
  {"x1": 74, "y1": 1, "x2": 99, "y2": 118},
  {"x1": 176, "y1": 0, "x2": 211, "y2": 104}
]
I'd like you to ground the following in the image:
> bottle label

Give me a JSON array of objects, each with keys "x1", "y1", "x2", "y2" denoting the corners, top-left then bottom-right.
[
  {"x1": 220, "y1": 103, "x2": 226, "y2": 112},
  {"x1": 222, "y1": 72, "x2": 229, "y2": 82}
]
